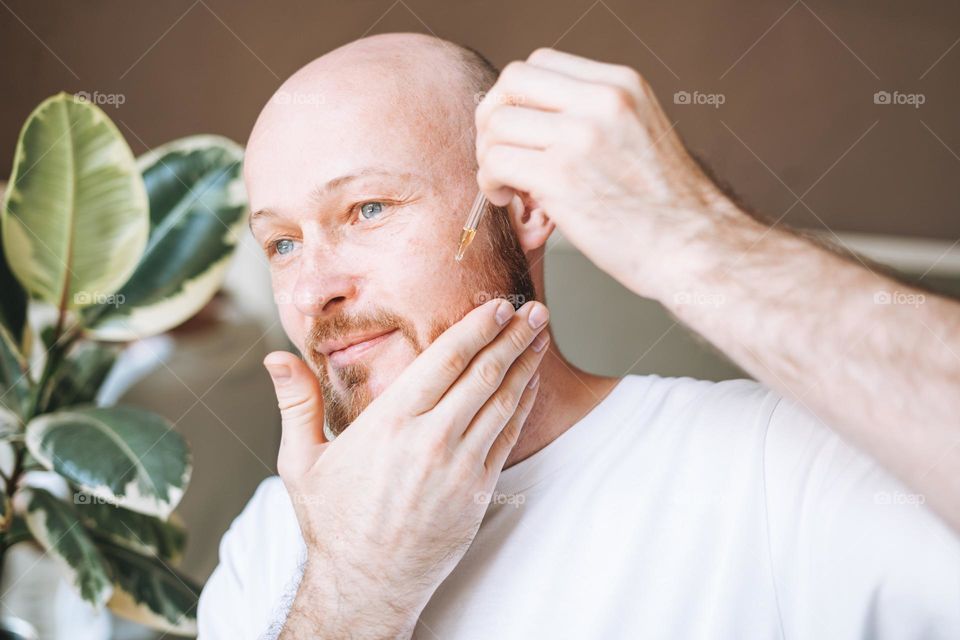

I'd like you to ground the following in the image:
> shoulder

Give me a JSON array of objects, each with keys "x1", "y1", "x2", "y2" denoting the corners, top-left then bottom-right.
[
  {"x1": 762, "y1": 395, "x2": 960, "y2": 636},
  {"x1": 620, "y1": 374, "x2": 779, "y2": 447},
  {"x1": 630, "y1": 374, "x2": 775, "y2": 418},
  {"x1": 198, "y1": 476, "x2": 305, "y2": 638}
]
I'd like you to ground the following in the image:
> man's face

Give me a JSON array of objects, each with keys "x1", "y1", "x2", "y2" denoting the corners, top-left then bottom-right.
[{"x1": 245, "y1": 65, "x2": 533, "y2": 435}]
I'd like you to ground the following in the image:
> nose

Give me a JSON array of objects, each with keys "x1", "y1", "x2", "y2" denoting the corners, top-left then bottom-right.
[{"x1": 291, "y1": 252, "x2": 358, "y2": 317}]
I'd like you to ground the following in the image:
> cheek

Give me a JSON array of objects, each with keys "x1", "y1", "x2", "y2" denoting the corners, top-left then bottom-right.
[{"x1": 271, "y1": 271, "x2": 307, "y2": 350}]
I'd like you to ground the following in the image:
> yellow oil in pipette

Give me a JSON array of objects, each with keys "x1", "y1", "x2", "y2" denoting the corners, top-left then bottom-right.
[{"x1": 455, "y1": 191, "x2": 488, "y2": 262}]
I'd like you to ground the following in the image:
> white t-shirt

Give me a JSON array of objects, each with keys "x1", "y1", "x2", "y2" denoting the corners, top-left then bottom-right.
[{"x1": 198, "y1": 375, "x2": 960, "y2": 639}]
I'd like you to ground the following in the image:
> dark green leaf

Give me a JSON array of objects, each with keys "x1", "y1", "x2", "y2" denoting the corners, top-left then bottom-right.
[
  {"x1": 25, "y1": 405, "x2": 191, "y2": 518},
  {"x1": 42, "y1": 341, "x2": 120, "y2": 412},
  {"x1": 79, "y1": 499, "x2": 186, "y2": 562},
  {"x1": 20, "y1": 487, "x2": 113, "y2": 607},
  {"x1": 0, "y1": 194, "x2": 27, "y2": 344},
  {"x1": 101, "y1": 541, "x2": 199, "y2": 635},
  {"x1": 86, "y1": 135, "x2": 247, "y2": 340}
]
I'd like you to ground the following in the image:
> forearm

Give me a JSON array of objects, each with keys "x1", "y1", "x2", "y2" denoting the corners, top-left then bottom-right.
[
  {"x1": 279, "y1": 557, "x2": 420, "y2": 640},
  {"x1": 657, "y1": 207, "x2": 960, "y2": 530}
]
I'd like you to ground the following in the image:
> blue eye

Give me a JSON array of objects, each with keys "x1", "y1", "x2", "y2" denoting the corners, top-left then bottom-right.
[
  {"x1": 359, "y1": 202, "x2": 384, "y2": 220},
  {"x1": 274, "y1": 239, "x2": 296, "y2": 255}
]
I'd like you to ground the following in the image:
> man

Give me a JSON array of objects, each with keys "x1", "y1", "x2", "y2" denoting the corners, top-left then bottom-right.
[{"x1": 198, "y1": 33, "x2": 960, "y2": 638}]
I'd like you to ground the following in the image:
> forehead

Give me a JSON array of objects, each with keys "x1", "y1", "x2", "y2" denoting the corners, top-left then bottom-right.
[{"x1": 244, "y1": 69, "x2": 471, "y2": 213}]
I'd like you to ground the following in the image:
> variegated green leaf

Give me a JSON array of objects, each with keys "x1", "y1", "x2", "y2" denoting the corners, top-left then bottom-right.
[
  {"x1": 102, "y1": 542, "x2": 199, "y2": 635},
  {"x1": 80, "y1": 500, "x2": 186, "y2": 562},
  {"x1": 19, "y1": 487, "x2": 113, "y2": 607},
  {"x1": 86, "y1": 135, "x2": 246, "y2": 341},
  {"x1": 25, "y1": 405, "x2": 191, "y2": 518},
  {"x1": 1, "y1": 93, "x2": 149, "y2": 311},
  {"x1": 42, "y1": 341, "x2": 119, "y2": 412},
  {"x1": 0, "y1": 323, "x2": 30, "y2": 417},
  {"x1": 0, "y1": 182, "x2": 27, "y2": 345},
  {"x1": 0, "y1": 406, "x2": 20, "y2": 441}
]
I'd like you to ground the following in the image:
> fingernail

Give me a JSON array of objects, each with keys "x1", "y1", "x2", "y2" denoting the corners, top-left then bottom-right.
[
  {"x1": 264, "y1": 363, "x2": 291, "y2": 383},
  {"x1": 527, "y1": 303, "x2": 549, "y2": 329},
  {"x1": 495, "y1": 299, "x2": 514, "y2": 326},
  {"x1": 532, "y1": 332, "x2": 550, "y2": 353},
  {"x1": 528, "y1": 372, "x2": 541, "y2": 389}
]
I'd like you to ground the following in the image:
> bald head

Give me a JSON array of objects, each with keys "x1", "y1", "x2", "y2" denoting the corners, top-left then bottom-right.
[{"x1": 247, "y1": 33, "x2": 499, "y2": 187}]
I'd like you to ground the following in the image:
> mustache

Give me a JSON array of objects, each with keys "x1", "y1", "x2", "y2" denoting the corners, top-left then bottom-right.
[{"x1": 304, "y1": 308, "x2": 418, "y2": 366}]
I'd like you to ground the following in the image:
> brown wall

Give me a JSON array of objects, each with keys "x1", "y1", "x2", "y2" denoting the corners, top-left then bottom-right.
[{"x1": 2, "y1": 0, "x2": 958, "y2": 238}]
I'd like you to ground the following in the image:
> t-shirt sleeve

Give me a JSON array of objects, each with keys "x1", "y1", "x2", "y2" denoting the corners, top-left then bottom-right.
[
  {"x1": 762, "y1": 394, "x2": 960, "y2": 639},
  {"x1": 198, "y1": 477, "x2": 302, "y2": 639}
]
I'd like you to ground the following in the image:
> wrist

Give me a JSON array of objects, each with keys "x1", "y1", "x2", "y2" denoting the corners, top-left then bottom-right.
[
  {"x1": 287, "y1": 554, "x2": 423, "y2": 638},
  {"x1": 646, "y1": 197, "x2": 765, "y2": 306}
]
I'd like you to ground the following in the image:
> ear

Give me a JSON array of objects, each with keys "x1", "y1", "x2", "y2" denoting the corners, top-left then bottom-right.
[{"x1": 507, "y1": 193, "x2": 555, "y2": 252}]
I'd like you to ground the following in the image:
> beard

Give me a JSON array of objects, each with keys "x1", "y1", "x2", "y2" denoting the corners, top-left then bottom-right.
[{"x1": 304, "y1": 203, "x2": 537, "y2": 437}]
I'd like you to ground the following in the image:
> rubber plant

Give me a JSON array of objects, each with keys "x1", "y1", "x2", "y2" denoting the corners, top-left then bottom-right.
[{"x1": 0, "y1": 92, "x2": 247, "y2": 635}]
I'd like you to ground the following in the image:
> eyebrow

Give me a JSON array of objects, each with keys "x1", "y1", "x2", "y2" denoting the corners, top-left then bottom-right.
[{"x1": 249, "y1": 168, "x2": 425, "y2": 234}]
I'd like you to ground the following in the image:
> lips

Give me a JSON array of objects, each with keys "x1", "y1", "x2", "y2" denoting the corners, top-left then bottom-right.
[{"x1": 323, "y1": 329, "x2": 397, "y2": 367}]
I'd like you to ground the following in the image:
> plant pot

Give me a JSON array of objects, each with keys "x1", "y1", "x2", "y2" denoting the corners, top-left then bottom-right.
[{"x1": 0, "y1": 616, "x2": 37, "y2": 640}]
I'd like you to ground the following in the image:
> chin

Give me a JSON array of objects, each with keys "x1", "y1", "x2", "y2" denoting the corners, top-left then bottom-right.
[{"x1": 328, "y1": 342, "x2": 415, "y2": 400}]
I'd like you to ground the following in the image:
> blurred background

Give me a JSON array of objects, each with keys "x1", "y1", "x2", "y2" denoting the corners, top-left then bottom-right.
[{"x1": 1, "y1": 0, "x2": 958, "y2": 637}]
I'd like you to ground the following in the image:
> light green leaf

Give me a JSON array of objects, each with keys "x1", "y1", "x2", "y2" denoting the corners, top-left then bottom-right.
[
  {"x1": 79, "y1": 499, "x2": 186, "y2": 562},
  {"x1": 0, "y1": 323, "x2": 30, "y2": 417},
  {"x1": 102, "y1": 542, "x2": 199, "y2": 636},
  {"x1": 1, "y1": 93, "x2": 148, "y2": 311},
  {"x1": 20, "y1": 487, "x2": 113, "y2": 607},
  {"x1": 25, "y1": 405, "x2": 191, "y2": 518},
  {"x1": 86, "y1": 135, "x2": 246, "y2": 340}
]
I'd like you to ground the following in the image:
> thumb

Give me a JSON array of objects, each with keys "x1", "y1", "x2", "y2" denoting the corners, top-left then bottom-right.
[{"x1": 263, "y1": 351, "x2": 328, "y2": 479}]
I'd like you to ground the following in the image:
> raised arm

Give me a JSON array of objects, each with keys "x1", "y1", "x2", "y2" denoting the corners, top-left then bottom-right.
[{"x1": 475, "y1": 47, "x2": 960, "y2": 532}]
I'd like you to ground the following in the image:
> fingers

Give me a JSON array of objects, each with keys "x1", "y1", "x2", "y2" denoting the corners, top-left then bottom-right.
[
  {"x1": 388, "y1": 298, "x2": 516, "y2": 415},
  {"x1": 463, "y1": 325, "x2": 548, "y2": 462},
  {"x1": 434, "y1": 301, "x2": 549, "y2": 434},
  {"x1": 476, "y1": 145, "x2": 548, "y2": 207},
  {"x1": 525, "y1": 48, "x2": 646, "y2": 104},
  {"x1": 475, "y1": 62, "x2": 585, "y2": 129},
  {"x1": 485, "y1": 370, "x2": 541, "y2": 472},
  {"x1": 477, "y1": 105, "x2": 561, "y2": 157},
  {"x1": 264, "y1": 351, "x2": 328, "y2": 480}
]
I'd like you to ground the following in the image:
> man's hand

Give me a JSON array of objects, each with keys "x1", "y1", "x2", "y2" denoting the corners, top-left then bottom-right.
[
  {"x1": 475, "y1": 47, "x2": 744, "y2": 302},
  {"x1": 264, "y1": 298, "x2": 550, "y2": 637},
  {"x1": 477, "y1": 47, "x2": 960, "y2": 533}
]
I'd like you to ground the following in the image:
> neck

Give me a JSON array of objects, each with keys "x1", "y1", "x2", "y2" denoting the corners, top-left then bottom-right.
[{"x1": 504, "y1": 334, "x2": 621, "y2": 469}]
